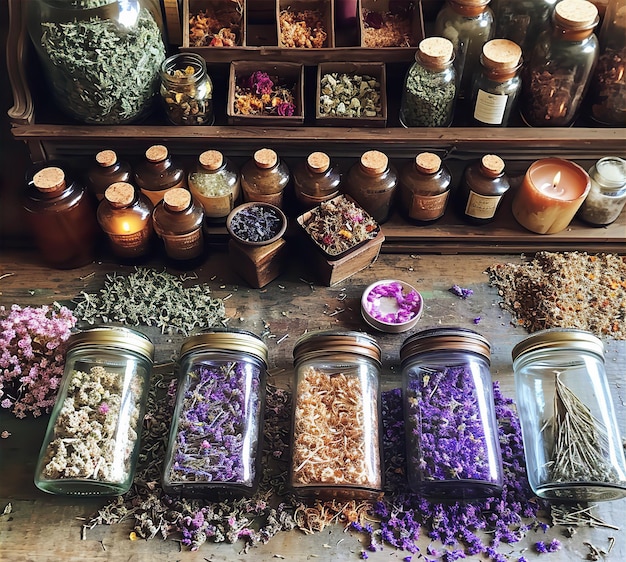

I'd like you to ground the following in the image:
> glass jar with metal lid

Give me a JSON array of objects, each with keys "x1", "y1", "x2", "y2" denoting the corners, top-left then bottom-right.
[
  {"x1": 512, "y1": 329, "x2": 626, "y2": 502},
  {"x1": 163, "y1": 329, "x2": 268, "y2": 499},
  {"x1": 400, "y1": 327, "x2": 503, "y2": 499},
  {"x1": 34, "y1": 326, "x2": 154, "y2": 496},
  {"x1": 290, "y1": 330, "x2": 383, "y2": 500}
]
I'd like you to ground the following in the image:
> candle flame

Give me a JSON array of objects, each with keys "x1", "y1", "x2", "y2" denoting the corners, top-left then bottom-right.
[
  {"x1": 122, "y1": 221, "x2": 131, "y2": 233},
  {"x1": 552, "y1": 172, "x2": 561, "y2": 189}
]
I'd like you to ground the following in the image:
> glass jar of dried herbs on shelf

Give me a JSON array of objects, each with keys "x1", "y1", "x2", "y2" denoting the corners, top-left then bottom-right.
[{"x1": 26, "y1": 0, "x2": 166, "y2": 124}]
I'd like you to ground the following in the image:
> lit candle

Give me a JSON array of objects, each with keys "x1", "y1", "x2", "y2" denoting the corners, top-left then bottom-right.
[{"x1": 511, "y1": 158, "x2": 591, "y2": 234}]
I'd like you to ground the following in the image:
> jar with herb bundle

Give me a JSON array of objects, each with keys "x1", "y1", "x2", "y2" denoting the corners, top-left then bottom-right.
[
  {"x1": 26, "y1": 0, "x2": 166, "y2": 124},
  {"x1": 401, "y1": 327, "x2": 503, "y2": 500},
  {"x1": 240, "y1": 148, "x2": 291, "y2": 209},
  {"x1": 398, "y1": 152, "x2": 452, "y2": 223},
  {"x1": 520, "y1": 0, "x2": 600, "y2": 127},
  {"x1": 399, "y1": 37, "x2": 457, "y2": 127},
  {"x1": 163, "y1": 329, "x2": 268, "y2": 499},
  {"x1": 188, "y1": 150, "x2": 241, "y2": 223},
  {"x1": 86, "y1": 150, "x2": 133, "y2": 202},
  {"x1": 292, "y1": 152, "x2": 342, "y2": 209},
  {"x1": 34, "y1": 326, "x2": 154, "y2": 496},
  {"x1": 133, "y1": 144, "x2": 186, "y2": 206},
  {"x1": 577, "y1": 157, "x2": 626, "y2": 226},
  {"x1": 290, "y1": 330, "x2": 383, "y2": 500},
  {"x1": 512, "y1": 329, "x2": 626, "y2": 502}
]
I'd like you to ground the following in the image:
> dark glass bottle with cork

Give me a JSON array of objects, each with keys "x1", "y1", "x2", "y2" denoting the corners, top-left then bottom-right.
[
  {"x1": 292, "y1": 151, "x2": 342, "y2": 210},
  {"x1": 240, "y1": 148, "x2": 290, "y2": 209},
  {"x1": 86, "y1": 149, "x2": 133, "y2": 202},
  {"x1": 134, "y1": 144, "x2": 186, "y2": 206}
]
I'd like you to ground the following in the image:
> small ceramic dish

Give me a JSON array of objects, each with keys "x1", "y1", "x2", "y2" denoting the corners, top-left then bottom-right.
[
  {"x1": 361, "y1": 279, "x2": 423, "y2": 333},
  {"x1": 226, "y1": 202, "x2": 287, "y2": 246}
]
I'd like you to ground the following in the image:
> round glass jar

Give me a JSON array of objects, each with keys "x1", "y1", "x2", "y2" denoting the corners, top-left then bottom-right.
[
  {"x1": 578, "y1": 157, "x2": 626, "y2": 226},
  {"x1": 34, "y1": 326, "x2": 154, "y2": 495},
  {"x1": 512, "y1": 329, "x2": 626, "y2": 502},
  {"x1": 26, "y1": 0, "x2": 166, "y2": 124},
  {"x1": 162, "y1": 329, "x2": 268, "y2": 499},
  {"x1": 188, "y1": 150, "x2": 241, "y2": 223},
  {"x1": 398, "y1": 152, "x2": 452, "y2": 223},
  {"x1": 134, "y1": 144, "x2": 187, "y2": 206},
  {"x1": 399, "y1": 37, "x2": 457, "y2": 127},
  {"x1": 160, "y1": 52, "x2": 214, "y2": 125},
  {"x1": 292, "y1": 152, "x2": 342, "y2": 209},
  {"x1": 290, "y1": 330, "x2": 383, "y2": 500},
  {"x1": 400, "y1": 327, "x2": 503, "y2": 499},
  {"x1": 86, "y1": 149, "x2": 133, "y2": 202},
  {"x1": 240, "y1": 148, "x2": 290, "y2": 209}
]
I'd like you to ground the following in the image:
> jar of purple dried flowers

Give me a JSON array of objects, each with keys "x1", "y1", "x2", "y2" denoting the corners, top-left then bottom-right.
[
  {"x1": 34, "y1": 326, "x2": 154, "y2": 496},
  {"x1": 400, "y1": 327, "x2": 503, "y2": 500},
  {"x1": 163, "y1": 329, "x2": 268, "y2": 499}
]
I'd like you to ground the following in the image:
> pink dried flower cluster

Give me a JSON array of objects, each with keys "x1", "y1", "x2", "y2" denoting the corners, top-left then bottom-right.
[{"x1": 0, "y1": 304, "x2": 76, "y2": 418}]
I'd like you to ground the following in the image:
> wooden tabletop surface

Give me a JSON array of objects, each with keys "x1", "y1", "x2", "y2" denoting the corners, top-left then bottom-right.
[{"x1": 0, "y1": 248, "x2": 624, "y2": 562}]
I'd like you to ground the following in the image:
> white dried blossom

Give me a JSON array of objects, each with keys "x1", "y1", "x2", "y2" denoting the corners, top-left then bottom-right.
[{"x1": 318, "y1": 72, "x2": 382, "y2": 118}]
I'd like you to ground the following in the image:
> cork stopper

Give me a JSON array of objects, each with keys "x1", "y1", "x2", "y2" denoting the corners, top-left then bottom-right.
[
  {"x1": 33, "y1": 167, "x2": 66, "y2": 193},
  {"x1": 254, "y1": 148, "x2": 278, "y2": 169},
  {"x1": 554, "y1": 0, "x2": 598, "y2": 28},
  {"x1": 96, "y1": 150, "x2": 118, "y2": 168},
  {"x1": 199, "y1": 150, "x2": 224, "y2": 171},
  {"x1": 481, "y1": 154, "x2": 505, "y2": 177},
  {"x1": 105, "y1": 182, "x2": 135, "y2": 208},
  {"x1": 163, "y1": 188, "x2": 192, "y2": 212},
  {"x1": 145, "y1": 144, "x2": 168, "y2": 163},
  {"x1": 361, "y1": 150, "x2": 388, "y2": 175},
  {"x1": 415, "y1": 153, "x2": 441, "y2": 175},
  {"x1": 307, "y1": 152, "x2": 330, "y2": 174},
  {"x1": 418, "y1": 37, "x2": 454, "y2": 67},
  {"x1": 482, "y1": 39, "x2": 522, "y2": 70}
]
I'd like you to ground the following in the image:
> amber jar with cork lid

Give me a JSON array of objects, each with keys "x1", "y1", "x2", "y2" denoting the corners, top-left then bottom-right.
[
  {"x1": 86, "y1": 150, "x2": 133, "y2": 202},
  {"x1": 344, "y1": 150, "x2": 398, "y2": 223},
  {"x1": 23, "y1": 165, "x2": 98, "y2": 269},
  {"x1": 240, "y1": 148, "x2": 290, "y2": 209},
  {"x1": 97, "y1": 181, "x2": 153, "y2": 260},
  {"x1": 399, "y1": 153, "x2": 452, "y2": 223},
  {"x1": 153, "y1": 187, "x2": 205, "y2": 262},
  {"x1": 293, "y1": 151, "x2": 342, "y2": 209},
  {"x1": 458, "y1": 154, "x2": 510, "y2": 224},
  {"x1": 133, "y1": 145, "x2": 186, "y2": 206}
]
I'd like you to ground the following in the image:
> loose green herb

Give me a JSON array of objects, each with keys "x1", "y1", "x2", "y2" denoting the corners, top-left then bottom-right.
[
  {"x1": 319, "y1": 73, "x2": 382, "y2": 118},
  {"x1": 73, "y1": 269, "x2": 226, "y2": 335},
  {"x1": 39, "y1": 4, "x2": 165, "y2": 124}
]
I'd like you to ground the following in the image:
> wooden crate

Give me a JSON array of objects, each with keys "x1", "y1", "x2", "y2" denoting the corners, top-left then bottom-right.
[
  {"x1": 277, "y1": 0, "x2": 335, "y2": 48},
  {"x1": 183, "y1": 0, "x2": 246, "y2": 48},
  {"x1": 359, "y1": 0, "x2": 424, "y2": 47}
]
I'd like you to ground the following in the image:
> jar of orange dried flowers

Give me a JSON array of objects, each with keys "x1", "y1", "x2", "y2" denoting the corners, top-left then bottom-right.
[{"x1": 290, "y1": 330, "x2": 383, "y2": 500}]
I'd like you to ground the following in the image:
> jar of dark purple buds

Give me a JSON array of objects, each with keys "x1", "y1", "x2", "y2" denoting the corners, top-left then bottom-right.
[
  {"x1": 163, "y1": 329, "x2": 268, "y2": 499},
  {"x1": 400, "y1": 327, "x2": 503, "y2": 500}
]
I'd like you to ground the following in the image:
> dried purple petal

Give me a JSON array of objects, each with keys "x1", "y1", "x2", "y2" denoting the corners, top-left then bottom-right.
[
  {"x1": 229, "y1": 205, "x2": 283, "y2": 243},
  {"x1": 449, "y1": 285, "x2": 473, "y2": 299},
  {"x1": 364, "y1": 11, "x2": 384, "y2": 29}
]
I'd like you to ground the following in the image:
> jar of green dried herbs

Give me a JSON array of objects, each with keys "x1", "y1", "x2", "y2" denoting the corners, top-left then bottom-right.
[
  {"x1": 27, "y1": 0, "x2": 166, "y2": 125},
  {"x1": 399, "y1": 37, "x2": 457, "y2": 127},
  {"x1": 512, "y1": 329, "x2": 626, "y2": 502}
]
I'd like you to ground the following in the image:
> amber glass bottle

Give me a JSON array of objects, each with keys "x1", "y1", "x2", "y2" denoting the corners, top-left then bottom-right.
[
  {"x1": 292, "y1": 151, "x2": 342, "y2": 209},
  {"x1": 134, "y1": 145, "x2": 186, "y2": 206},
  {"x1": 86, "y1": 150, "x2": 133, "y2": 202},
  {"x1": 240, "y1": 148, "x2": 290, "y2": 209}
]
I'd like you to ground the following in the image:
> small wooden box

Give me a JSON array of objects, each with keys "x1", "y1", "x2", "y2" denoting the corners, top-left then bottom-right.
[
  {"x1": 228, "y1": 238, "x2": 288, "y2": 288},
  {"x1": 276, "y1": 0, "x2": 335, "y2": 48},
  {"x1": 358, "y1": 0, "x2": 424, "y2": 48},
  {"x1": 183, "y1": 0, "x2": 246, "y2": 47}
]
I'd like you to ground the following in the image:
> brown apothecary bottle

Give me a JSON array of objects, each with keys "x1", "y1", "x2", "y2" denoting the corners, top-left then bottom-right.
[
  {"x1": 133, "y1": 145, "x2": 186, "y2": 206},
  {"x1": 22, "y1": 164, "x2": 98, "y2": 269},
  {"x1": 240, "y1": 148, "x2": 290, "y2": 209},
  {"x1": 86, "y1": 150, "x2": 133, "y2": 202},
  {"x1": 292, "y1": 151, "x2": 342, "y2": 209}
]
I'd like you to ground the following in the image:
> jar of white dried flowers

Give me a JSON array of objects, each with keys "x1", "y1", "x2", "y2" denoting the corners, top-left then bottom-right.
[{"x1": 34, "y1": 326, "x2": 154, "y2": 495}]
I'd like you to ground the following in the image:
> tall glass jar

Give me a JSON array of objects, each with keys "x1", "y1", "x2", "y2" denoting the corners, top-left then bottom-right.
[
  {"x1": 292, "y1": 152, "x2": 342, "y2": 209},
  {"x1": 97, "y1": 181, "x2": 153, "y2": 259},
  {"x1": 512, "y1": 329, "x2": 626, "y2": 502},
  {"x1": 578, "y1": 157, "x2": 626, "y2": 226},
  {"x1": 26, "y1": 0, "x2": 166, "y2": 124},
  {"x1": 470, "y1": 39, "x2": 523, "y2": 126},
  {"x1": 34, "y1": 326, "x2": 154, "y2": 495},
  {"x1": 188, "y1": 150, "x2": 241, "y2": 223},
  {"x1": 521, "y1": 0, "x2": 600, "y2": 127},
  {"x1": 152, "y1": 188, "x2": 205, "y2": 262},
  {"x1": 86, "y1": 149, "x2": 133, "y2": 202},
  {"x1": 22, "y1": 164, "x2": 98, "y2": 269},
  {"x1": 401, "y1": 327, "x2": 503, "y2": 499},
  {"x1": 240, "y1": 148, "x2": 290, "y2": 209},
  {"x1": 590, "y1": 0, "x2": 626, "y2": 126},
  {"x1": 160, "y1": 52, "x2": 214, "y2": 125},
  {"x1": 163, "y1": 329, "x2": 268, "y2": 499},
  {"x1": 134, "y1": 144, "x2": 187, "y2": 206},
  {"x1": 457, "y1": 154, "x2": 510, "y2": 224},
  {"x1": 344, "y1": 150, "x2": 398, "y2": 223},
  {"x1": 290, "y1": 330, "x2": 383, "y2": 500},
  {"x1": 399, "y1": 37, "x2": 457, "y2": 127},
  {"x1": 434, "y1": 0, "x2": 495, "y2": 99},
  {"x1": 398, "y1": 152, "x2": 452, "y2": 223}
]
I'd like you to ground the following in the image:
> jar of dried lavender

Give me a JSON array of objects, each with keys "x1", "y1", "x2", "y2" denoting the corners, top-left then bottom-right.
[
  {"x1": 290, "y1": 330, "x2": 383, "y2": 500},
  {"x1": 163, "y1": 329, "x2": 268, "y2": 499},
  {"x1": 512, "y1": 329, "x2": 626, "y2": 502},
  {"x1": 34, "y1": 326, "x2": 154, "y2": 495},
  {"x1": 400, "y1": 327, "x2": 503, "y2": 500}
]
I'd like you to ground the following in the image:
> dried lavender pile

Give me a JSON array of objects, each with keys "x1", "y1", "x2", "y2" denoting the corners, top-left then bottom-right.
[{"x1": 487, "y1": 252, "x2": 626, "y2": 339}]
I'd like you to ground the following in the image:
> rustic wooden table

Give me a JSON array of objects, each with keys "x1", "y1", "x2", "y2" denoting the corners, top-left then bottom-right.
[{"x1": 0, "y1": 248, "x2": 624, "y2": 562}]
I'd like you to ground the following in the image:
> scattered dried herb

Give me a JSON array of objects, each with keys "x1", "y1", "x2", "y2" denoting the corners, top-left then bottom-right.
[
  {"x1": 72, "y1": 269, "x2": 226, "y2": 336},
  {"x1": 449, "y1": 284, "x2": 474, "y2": 299},
  {"x1": 189, "y1": 2, "x2": 243, "y2": 47},
  {"x1": 279, "y1": 8, "x2": 328, "y2": 48},
  {"x1": 319, "y1": 73, "x2": 382, "y2": 118},
  {"x1": 234, "y1": 71, "x2": 296, "y2": 117},
  {"x1": 228, "y1": 204, "x2": 284, "y2": 243}
]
